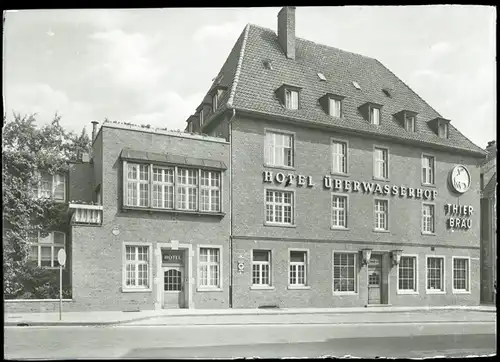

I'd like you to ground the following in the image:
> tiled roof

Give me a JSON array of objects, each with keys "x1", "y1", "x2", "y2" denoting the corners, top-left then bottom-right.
[{"x1": 200, "y1": 23, "x2": 486, "y2": 157}]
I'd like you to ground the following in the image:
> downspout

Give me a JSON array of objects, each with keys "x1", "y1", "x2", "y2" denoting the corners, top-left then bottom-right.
[{"x1": 228, "y1": 108, "x2": 236, "y2": 308}]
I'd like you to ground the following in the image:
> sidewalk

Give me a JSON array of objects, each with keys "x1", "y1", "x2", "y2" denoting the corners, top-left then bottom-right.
[{"x1": 4, "y1": 305, "x2": 496, "y2": 327}]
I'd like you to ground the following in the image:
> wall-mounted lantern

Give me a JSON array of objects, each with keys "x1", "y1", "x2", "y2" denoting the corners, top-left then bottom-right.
[
  {"x1": 361, "y1": 248, "x2": 372, "y2": 266},
  {"x1": 391, "y1": 249, "x2": 403, "y2": 267}
]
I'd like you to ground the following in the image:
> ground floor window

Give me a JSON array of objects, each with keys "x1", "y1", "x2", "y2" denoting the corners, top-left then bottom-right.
[
  {"x1": 453, "y1": 257, "x2": 470, "y2": 292},
  {"x1": 199, "y1": 247, "x2": 221, "y2": 288},
  {"x1": 426, "y1": 256, "x2": 444, "y2": 292},
  {"x1": 28, "y1": 231, "x2": 66, "y2": 268},
  {"x1": 333, "y1": 252, "x2": 357, "y2": 293},
  {"x1": 252, "y1": 250, "x2": 271, "y2": 286},
  {"x1": 289, "y1": 250, "x2": 307, "y2": 286},
  {"x1": 124, "y1": 245, "x2": 150, "y2": 289},
  {"x1": 398, "y1": 256, "x2": 417, "y2": 292}
]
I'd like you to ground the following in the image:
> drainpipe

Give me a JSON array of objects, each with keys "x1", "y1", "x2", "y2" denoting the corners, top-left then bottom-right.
[{"x1": 227, "y1": 108, "x2": 236, "y2": 308}]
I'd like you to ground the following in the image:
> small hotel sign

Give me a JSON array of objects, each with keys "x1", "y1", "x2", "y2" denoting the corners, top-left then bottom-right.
[{"x1": 162, "y1": 250, "x2": 184, "y2": 264}]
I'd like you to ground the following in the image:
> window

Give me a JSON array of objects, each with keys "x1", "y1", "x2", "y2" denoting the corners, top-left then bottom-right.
[
  {"x1": 200, "y1": 171, "x2": 221, "y2": 212},
  {"x1": 124, "y1": 245, "x2": 150, "y2": 289},
  {"x1": 124, "y1": 162, "x2": 222, "y2": 213},
  {"x1": 329, "y1": 98, "x2": 342, "y2": 118},
  {"x1": 199, "y1": 111, "x2": 204, "y2": 127},
  {"x1": 331, "y1": 194, "x2": 348, "y2": 229},
  {"x1": 426, "y1": 256, "x2": 444, "y2": 292},
  {"x1": 265, "y1": 131, "x2": 294, "y2": 167},
  {"x1": 374, "y1": 199, "x2": 388, "y2": 231},
  {"x1": 252, "y1": 250, "x2": 271, "y2": 286},
  {"x1": 374, "y1": 147, "x2": 388, "y2": 180},
  {"x1": 422, "y1": 203, "x2": 435, "y2": 234},
  {"x1": 212, "y1": 89, "x2": 223, "y2": 111},
  {"x1": 422, "y1": 155, "x2": 435, "y2": 185},
  {"x1": 405, "y1": 114, "x2": 415, "y2": 132},
  {"x1": 332, "y1": 140, "x2": 347, "y2": 174},
  {"x1": 152, "y1": 166, "x2": 174, "y2": 209},
  {"x1": 285, "y1": 89, "x2": 299, "y2": 110},
  {"x1": 370, "y1": 107, "x2": 381, "y2": 125},
  {"x1": 33, "y1": 172, "x2": 66, "y2": 201},
  {"x1": 333, "y1": 252, "x2": 357, "y2": 293},
  {"x1": 438, "y1": 122, "x2": 449, "y2": 139},
  {"x1": 27, "y1": 231, "x2": 66, "y2": 268},
  {"x1": 199, "y1": 247, "x2": 221, "y2": 289},
  {"x1": 265, "y1": 189, "x2": 293, "y2": 225},
  {"x1": 453, "y1": 258, "x2": 469, "y2": 292},
  {"x1": 398, "y1": 256, "x2": 417, "y2": 292},
  {"x1": 289, "y1": 250, "x2": 307, "y2": 286}
]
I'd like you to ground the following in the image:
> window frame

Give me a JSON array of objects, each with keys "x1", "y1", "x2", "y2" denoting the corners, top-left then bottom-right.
[
  {"x1": 284, "y1": 88, "x2": 300, "y2": 110},
  {"x1": 288, "y1": 248, "x2": 310, "y2": 289},
  {"x1": 421, "y1": 154, "x2": 436, "y2": 186},
  {"x1": 122, "y1": 242, "x2": 153, "y2": 292},
  {"x1": 197, "y1": 245, "x2": 223, "y2": 291},
  {"x1": 328, "y1": 97, "x2": 343, "y2": 118},
  {"x1": 251, "y1": 249, "x2": 274, "y2": 289},
  {"x1": 122, "y1": 160, "x2": 223, "y2": 215},
  {"x1": 373, "y1": 145, "x2": 390, "y2": 181},
  {"x1": 425, "y1": 255, "x2": 446, "y2": 294},
  {"x1": 369, "y1": 105, "x2": 381, "y2": 125},
  {"x1": 199, "y1": 110, "x2": 204, "y2": 127},
  {"x1": 373, "y1": 198, "x2": 390, "y2": 232},
  {"x1": 331, "y1": 138, "x2": 349, "y2": 176},
  {"x1": 264, "y1": 129, "x2": 295, "y2": 169},
  {"x1": 27, "y1": 231, "x2": 66, "y2": 269},
  {"x1": 404, "y1": 113, "x2": 416, "y2": 132},
  {"x1": 264, "y1": 188, "x2": 295, "y2": 227},
  {"x1": 332, "y1": 251, "x2": 359, "y2": 295},
  {"x1": 421, "y1": 202, "x2": 436, "y2": 235},
  {"x1": 396, "y1": 254, "x2": 419, "y2": 294},
  {"x1": 438, "y1": 121, "x2": 449, "y2": 139},
  {"x1": 33, "y1": 171, "x2": 66, "y2": 202},
  {"x1": 452, "y1": 256, "x2": 471, "y2": 294},
  {"x1": 331, "y1": 193, "x2": 349, "y2": 230}
]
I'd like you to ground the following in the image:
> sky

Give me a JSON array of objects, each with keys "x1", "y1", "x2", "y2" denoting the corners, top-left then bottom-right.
[{"x1": 3, "y1": 6, "x2": 496, "y2": 148}]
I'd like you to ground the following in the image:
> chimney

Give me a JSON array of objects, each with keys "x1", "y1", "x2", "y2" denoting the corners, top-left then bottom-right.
[
  {"x1": 486, "y1": 140, "x2": 497, "y2": 154},
  {"x1": 91, "y1": 121, "x2": 99, "y2": 142},
  {"x1": 277, "y1": 6, "x2": 296, "y2": 60}
]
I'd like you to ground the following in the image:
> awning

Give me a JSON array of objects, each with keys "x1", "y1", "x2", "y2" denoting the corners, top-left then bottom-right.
[{"x1": 120, "y1": 148, "x2": 227, "y2": 170}]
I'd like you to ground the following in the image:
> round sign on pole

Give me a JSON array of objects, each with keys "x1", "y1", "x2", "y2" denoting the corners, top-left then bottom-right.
[{"x1": 57, "y1": 249, "x2": 67, "y2": 266}]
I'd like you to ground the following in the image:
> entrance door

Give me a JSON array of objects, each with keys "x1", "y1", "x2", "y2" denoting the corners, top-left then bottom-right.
[
  {"x1": 163, "y1": 266, "x2": 184, "y2": 308},
  {"x1": 368, "y1": 254, "x2": 382, "y2": 305}
]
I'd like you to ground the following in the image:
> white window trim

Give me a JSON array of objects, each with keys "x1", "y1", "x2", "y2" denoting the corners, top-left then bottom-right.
[
  {"x1": 263, "y1": 188, "x2": 296, "y2": 227},
  {"x1": 250, "y1": 249, "x2": 274, "y2": 289},
  {"x1": 404, "y1": 113, "x2": 416, "y2": 132},
  {"x1": 330, "y1": 137, "x2": 349, "y2": 176},
  {"x1": 452, "y1": 256, "x2": 471, "y2": 294},
  {"x1": 28, "y1": 231, "x2": 66, "y2": 269},
  {"x1": 332, "y1": 250, "x2": 359, "y2": 295},
  {"x1": 263, "y1": 128, "x2": 296, "y2": 169},
  {"x1": 200, "y1": 170, "x2": 221, "y2": 212},
  {"x1": 373, "y1": 198, "x2": 390, "y2": 232},
  {"x1": 369, "y1": 105, "x2": 381, "y2": 125},
  {"x1": 284, "y1": 88, "x2": 299, "y2": 110},
  {"x1": 421, "y1": 153, "x2": 436, "y2": 186},
  {"x1": 396, "y1": 254, "x2": 419, "y2": 295},
  {"x1": 123, "y1": 160, "x2": 222, "y2": 214},
  {"x1": 331, "y1": 192, "x2": 349, "y2": 230},
  {"x1": 288, "y1": 248, "x2": 310, "y2": 289},
  {"x1": 421, "y1": 202, "x2": 436, "y2": 235},
  {"x1": 199, "y1": 111, "x2": 204, "y2": 127},
  {"x1": 372, "y1": 145, "x2": 390, "y2": 181},
  {"x1": 197, "y1": 245, "x2": 223, "y2": 292},
  {"x1": 33, "y1": 171, "x2": 66, "y2": 202},
  {"x1": 438, "y1": 121, "x2": 449, "y2": 139},
  {"x1": 122, "y1": 242, "x2": 153, "y2": 293},
  {"x1": 329, "y1": 97, "x2": 343, "y2": 118},
  {"x1": 425, "y1": 255, "x2": 446, "y2": 294}
]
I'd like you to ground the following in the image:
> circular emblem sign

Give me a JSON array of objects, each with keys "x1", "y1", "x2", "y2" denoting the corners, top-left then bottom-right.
[{"x1": 449, "y1": 165, "x2": 471, "y2": 194}]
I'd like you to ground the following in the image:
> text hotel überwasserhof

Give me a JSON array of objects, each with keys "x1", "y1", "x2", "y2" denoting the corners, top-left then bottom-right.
[{"x1": 263, "y1": 171, "x2": 438, "y2": 200}]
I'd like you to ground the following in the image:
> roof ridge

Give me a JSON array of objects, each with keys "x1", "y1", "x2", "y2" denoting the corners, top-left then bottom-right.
[{"x1": 228, "y1": 24, "x2": 250, "y2": 108}]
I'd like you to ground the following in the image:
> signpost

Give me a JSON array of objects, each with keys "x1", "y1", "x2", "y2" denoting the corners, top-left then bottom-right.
[{"x1": 57, "y1": 249, "x2": 66, "y2": 321}]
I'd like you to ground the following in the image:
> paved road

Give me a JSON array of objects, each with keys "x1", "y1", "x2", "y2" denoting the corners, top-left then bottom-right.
[{"x1": 4, "y1": 321, "x2": 496, "y2": 359}]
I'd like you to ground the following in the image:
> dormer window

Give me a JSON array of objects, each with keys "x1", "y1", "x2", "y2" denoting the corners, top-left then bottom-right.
[
  {"x1": 394, "y1": 110, "x2": 417, "y2": 132},
  {"x1": 405, "y1": 114, "x2": 415, "y2": 132},
  {"x1": 359, "y1": 102, "x2": 383, "y2": 126},
  {"x1": 199, "y1": 111, "x2": 204, "y2": 126},
  {"x1": 438, "y1": 121, "x2": 448, "y2": 139},
  {"x1": 320, "y1": 93, "x2": 345, "y2": 118},
  {"x1": 188, "y1": 121, "x2": 193, "y2": 133},
  {"x1": 212, "y1": 89, "x2": 223, "y2": 111},
  {"x1": 276, "y1": 84, "x2": 301, "y2": 110}
]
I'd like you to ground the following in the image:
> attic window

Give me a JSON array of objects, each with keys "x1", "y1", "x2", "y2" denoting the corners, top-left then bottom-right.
[
  {"x1": 438, "y1": 121, "x2": 449, "y2": 139},
  {"x1": 263, "y1": 60, "x2": 273, "y2": 70},
  {"x1": 404, "y1": 113, "x2": 415, "y2": 132},
  {"x1": 382, "y1": 88, "x2": 392, "y2": 98},
  {"x1": 317, "y1": 72, "x2": 327, "y2": 81},
  {"x1": 285, "y1": 89, "x2": 299, "y2": 110},
  {"x1": 352, "y1": 81, "x2": 361, "y2": 90},
  {"x1": 199, "y1": 111, "x2": 204, "y2": 127},
  {"x1": 370, "y1": 107, "x2": 381, "y2": 125},
  {"x1": 211, "y1": 88, "x2": 224, "y2": 112}
]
